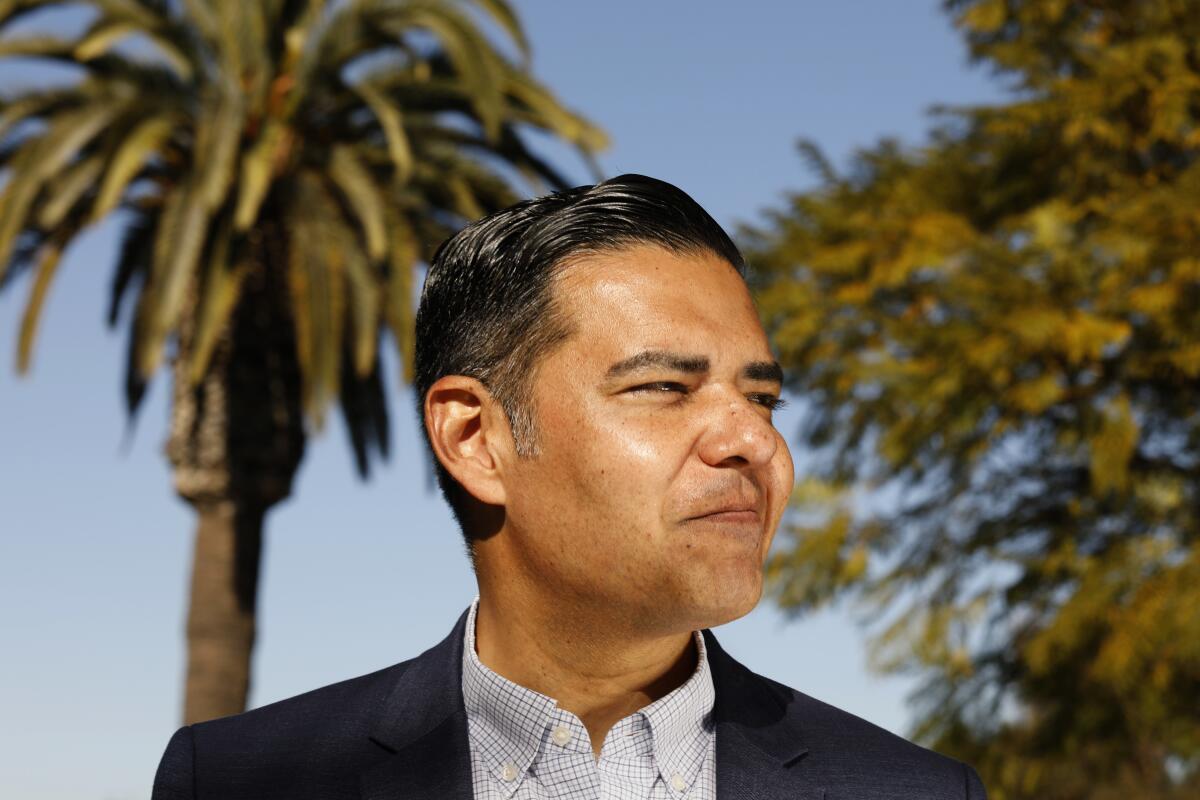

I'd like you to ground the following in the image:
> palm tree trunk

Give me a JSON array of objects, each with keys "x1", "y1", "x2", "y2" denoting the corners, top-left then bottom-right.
[
  {"x1": 183, "y1": 499, "x2": 266, "y2": 724},
  {"x1": 169, "y1": 225, "x2": 304, "y2": 723}
]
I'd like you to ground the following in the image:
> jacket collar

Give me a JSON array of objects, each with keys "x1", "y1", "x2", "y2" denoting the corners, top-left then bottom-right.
[
  {"x1": 703, "y1": 628, "x2": 822, "y2": 799},
  {"x1": 360, "y1": 607, "x2": 823, "y2": 800},
  {"x1": 360, "y1": 607, "x2": 474, "y2": 800}
]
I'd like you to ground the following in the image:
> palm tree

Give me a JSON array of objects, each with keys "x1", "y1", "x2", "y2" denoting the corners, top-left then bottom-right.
[{"x1": 0, "y1": 0, "x2": 605, "y2": 723}]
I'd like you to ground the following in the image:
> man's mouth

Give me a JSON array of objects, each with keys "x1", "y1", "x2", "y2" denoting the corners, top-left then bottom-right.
[
  {"x1": 684, "y1": 500, "x2": 760, "y2": 523},
  {"x1": 692, "y1": 509, "x2": 759, "y2": 524}
]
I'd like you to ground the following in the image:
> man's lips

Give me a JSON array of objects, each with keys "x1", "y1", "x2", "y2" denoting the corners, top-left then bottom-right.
[
  {"x1": 683, "y1": 501, "x2": 761, "y2": 523},
  {"x1": 691, "y1": 509, "x2": 759, "y2": 523}
]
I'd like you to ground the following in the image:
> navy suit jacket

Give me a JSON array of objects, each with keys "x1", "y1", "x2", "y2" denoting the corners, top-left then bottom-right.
[{"x1": 152, "y1": 607, "x2": 986, "y2": 799}]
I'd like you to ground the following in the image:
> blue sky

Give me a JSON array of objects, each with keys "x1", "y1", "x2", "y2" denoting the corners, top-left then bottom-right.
[{"x1": 0, "y1": 2, "x2": 1005, "y2": 797}]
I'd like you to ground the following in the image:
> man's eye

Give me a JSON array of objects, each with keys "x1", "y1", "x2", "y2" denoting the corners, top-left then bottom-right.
[
  {"x1": 629, "y1": 381, "x2": 689, "y2": 395},
  {"x1": 750, "y1": 393, "x2": 787, "y2": 411}
]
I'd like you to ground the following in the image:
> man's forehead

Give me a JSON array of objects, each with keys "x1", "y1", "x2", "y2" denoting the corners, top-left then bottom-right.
[
  {"x1": 553, "y1": 245, "x2": 752, "y2": 316},
  {"x1": 564, "y1": 241, "x2": 758, "y2": 309},
  {"x1": 548, "y1": 245, "x2": 770, "y2": 367}
]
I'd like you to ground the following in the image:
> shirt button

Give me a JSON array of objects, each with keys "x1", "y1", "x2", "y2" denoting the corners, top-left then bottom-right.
[
  {"x1": 501, "y1": 762, "x2": 517, "y2": 782},
  {"x1": 671, "y1": 773, "x2": 687, "y2": 791},
  {"x1": 551, "y1": 725, "x2": 572, "y2": 746}
]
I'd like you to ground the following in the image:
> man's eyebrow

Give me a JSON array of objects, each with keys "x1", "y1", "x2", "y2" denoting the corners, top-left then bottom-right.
[
  {"x1": 605, "y1": 350, "x2": 710, "y2": 378},
  {"x1": 742, "y1": 361, "x2": 784, "y2": 384},
  {"x1": 604, "y1": 352, "x2": 784, "y2": 384}
]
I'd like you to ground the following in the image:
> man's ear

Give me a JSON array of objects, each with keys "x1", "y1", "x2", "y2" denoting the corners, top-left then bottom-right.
[{"x1": 424, "y1": 375, "x2": 510, "y2": 507}]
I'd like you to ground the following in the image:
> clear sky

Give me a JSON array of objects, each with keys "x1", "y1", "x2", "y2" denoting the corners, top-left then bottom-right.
[{"x1": 0, "y1": 2, "x2": 1005, "y2": 798}]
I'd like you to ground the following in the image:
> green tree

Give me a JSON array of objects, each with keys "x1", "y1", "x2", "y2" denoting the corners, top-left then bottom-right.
[
  {"x1": 0, "y1": 0, "x2": 604, "y2": 723},
  {"x1": 745, "y1": 1, "x2": 1200, "y2": 797}
]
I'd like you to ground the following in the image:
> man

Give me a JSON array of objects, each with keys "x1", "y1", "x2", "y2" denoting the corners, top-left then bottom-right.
[{"x1": 152, "y1": 174, "x2": 987, "y2": 799}]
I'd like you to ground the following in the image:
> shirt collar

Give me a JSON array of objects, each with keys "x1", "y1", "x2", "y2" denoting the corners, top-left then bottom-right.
[
  {"x1": 459, "y1": 596, "x2": 715, "y2": 795},
  {"x1": 638, "y1": 627, "x2": 715, "y2": 792},
  {"x1": 461, "y1": 598, "x2": 556, "y2": 793}
]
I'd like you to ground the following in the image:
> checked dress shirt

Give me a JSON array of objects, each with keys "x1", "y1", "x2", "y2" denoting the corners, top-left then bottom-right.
[{"x1": 461, "y1": 597, "x2": 717, "y2": 799}]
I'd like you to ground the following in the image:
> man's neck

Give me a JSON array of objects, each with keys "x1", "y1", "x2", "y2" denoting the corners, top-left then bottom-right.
[{"x1": 473, "y1": 591, "x2": 698, "y2": 758}]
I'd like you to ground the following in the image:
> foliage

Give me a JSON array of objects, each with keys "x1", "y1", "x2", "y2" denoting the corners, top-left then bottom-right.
[
  {"x1": 0, "y1": 0, "x2": 605, "y2": 473},
  {"x1": 746, "y1": 1, "x2": 1200, "y2": 797}
]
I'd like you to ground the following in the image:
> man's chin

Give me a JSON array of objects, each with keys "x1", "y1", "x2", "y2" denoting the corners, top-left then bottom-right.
[{"x1": 687, "y1": 579, "x2": 763, "y2": 631}]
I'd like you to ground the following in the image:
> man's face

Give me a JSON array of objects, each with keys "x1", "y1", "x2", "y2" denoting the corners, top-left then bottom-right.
[{"x1": 495, "y1": 244, "x2": 794, "y2": 635}]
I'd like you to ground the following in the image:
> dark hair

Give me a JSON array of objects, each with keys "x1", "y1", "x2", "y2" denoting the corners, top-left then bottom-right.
[{"x1": 414, "y1": 173, "x2": 746, "y2": 547}]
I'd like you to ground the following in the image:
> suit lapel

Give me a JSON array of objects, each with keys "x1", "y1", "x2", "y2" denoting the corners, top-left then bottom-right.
[
  {"x1": 360, "y1": 708, "x2": 473, "y2": 800},
  {"x1": 358, "y1": 611, "x2": 825, "y2": 800},
  {"x1": 360, "y1": 608, "x2": 475, "y2": 800},
  {"x1": 705, "y1": 629, "x2": 825, "y2": 800}
]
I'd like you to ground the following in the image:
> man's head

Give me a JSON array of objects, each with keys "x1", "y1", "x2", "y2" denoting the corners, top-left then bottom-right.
[{"x1": 415, "y1": 174, "x2": 794, "y2": 632}]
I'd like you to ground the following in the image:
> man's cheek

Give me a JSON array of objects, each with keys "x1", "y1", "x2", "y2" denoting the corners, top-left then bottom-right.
[
  {"x1": 773, "y1": 438, "x2": 795, "y2": 492},
  {"x1": 605, "y1": 419, "x2": 677, "y2": 467}
]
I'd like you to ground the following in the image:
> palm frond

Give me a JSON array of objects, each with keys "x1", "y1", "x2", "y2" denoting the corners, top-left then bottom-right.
[
  {"x1": 2, "y1": 0, "x2": 607, "y2": 479},
  {"x1": 341, "y1": 230, "x2": 380, "y2": 378},
  {"x1": 210, "y1": 0, "x2": 247, "y2": 79},
  {"x1": 37, "y1": 151, "x2": 104, "y2": 229},
  {"x1": 81, "y1": 54, "x2": 191, "y2": 97},
  {"x1": 0, "y1": 34, "x2": 78, "y2": 62},
  {"x1": 327, "y1": 144, "x2": 388, "y2": 262},
  {"x1": 224, "y1": 2, "x2": 270, "y2": 104},
  {"x1": 338, "y1": 347, "x2": 388, "y2": 478},
  {"x1": 382, "y1": 206, "x2": 416, "y2": 381},
  {"x1": 16, "y1": 236, "x2": 65, "y2": 374},
  {"x1": 108, "y1": 209, "x2": 154, "y2": 327},
  {"x1": 502, "y1": 68, "x2": 607, "y2": 151},
  {"x1": 403, "y1": 119, "x2": 574, "y2": 190},
  {"x1": 350, "y1": 79, "x2": 413, "y2": 183},
  {"x1": 89, "y1": 0, "x2": 165, "y2": 27},
  {"x1": 286, "y1": 172, "x2": 346, "y2": 425},
  {"x1": 32, "y1": 97, "x2": 124, "y2": 178},
  {"x1": 139, "y1": 182, "x2": 208, "y2": 377},
  {"x1": 186, "y1": 213, "x2": 245, "y2": 385},
  {"x1": 232, "y1": 120, "x2": 289, "y2": 230},
  {"x1": 74, "y1": 15, "x2": 195, "y2": 82},
  {"x1": 194, "y1": 79, "x2": 245, "y2": 211},
  {"x1": 0, "y1": 88, "x2": 89, "y2": 146},
  {"x1": 0, "y1": 230, "x2": 43, "y2": 291},
  {"x1": 330, "y1": 0, "x2": 505, "y2": 139},
  {"x1": 178, "y1": 0, "x2": 220, "y2": 46},
  {"x1": 123, "y1": 276, "x2": 153, "y2": 416},
  {"x1": 468, "y1": 0, "x2": 530, "y2": 65},
  {"x1": 91, "y1": 113, "x2": 177, "y2": 221},
  {"x1": 0, "y1": 98, "x2": 123, "y2": 282}
]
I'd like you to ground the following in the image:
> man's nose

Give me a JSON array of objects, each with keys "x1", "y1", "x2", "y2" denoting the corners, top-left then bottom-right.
[{"x1": 696, "y1": 390, "x2": 779, "y2": 469}]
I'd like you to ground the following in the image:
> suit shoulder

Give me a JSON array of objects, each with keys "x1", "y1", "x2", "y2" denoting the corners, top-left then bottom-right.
[
  {"x1": 758, "y1": 673, "x2": 983, "y2": 797},
  {"x1": 176, "y1": 659, "x2": 419, "y2": 799},
  {"x1": 192, "y1": 657, "x2": 412, "y2": 753},
  {"x1": 152, "y1": 726, "x2": 195, "y2": 800}
]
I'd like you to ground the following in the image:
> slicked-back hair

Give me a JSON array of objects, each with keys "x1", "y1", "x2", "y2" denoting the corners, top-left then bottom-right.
[{"x1": 414, "y1": 173, "x2": 747, "y2": 547}]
